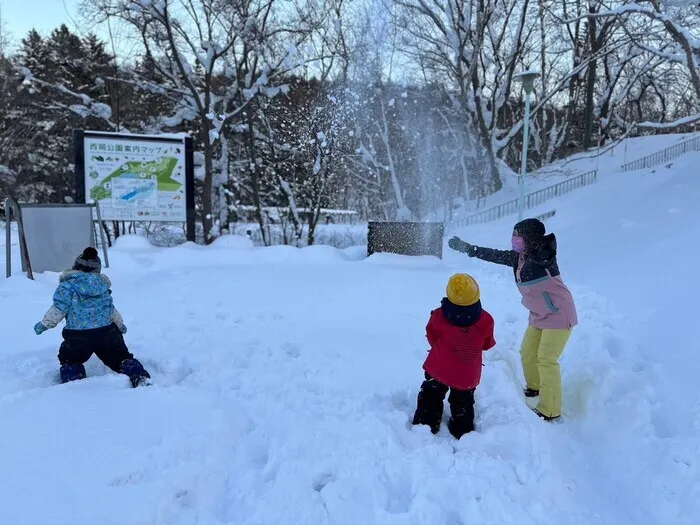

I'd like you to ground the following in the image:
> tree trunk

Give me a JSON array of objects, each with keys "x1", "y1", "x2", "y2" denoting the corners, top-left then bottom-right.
[
  {"x1": 245, "y1": 112, "x2": 268, "y2": 246},
  {"x1": 307, "y1": 172, "x2": 328, "y2": 246},
  {"x1": 102, "y1": 221, "x2": 113, "y2": 247},
  {"x1": 472, "y1": 99, "x2": 501, "y2": 193},
  {"x1": 538, "y1": 0, "x2": 548, "y2": 158},
  {"x1": 583, "y1": 7, "x2": 598, "y2": 149},
  {"x1": 201, "y1": 118, "x2": 215, "y2": 245}
]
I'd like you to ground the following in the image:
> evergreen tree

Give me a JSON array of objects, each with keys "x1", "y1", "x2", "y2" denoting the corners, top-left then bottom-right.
[{"x1": 8, "y1": 26, "x2": 115, "y2": 202}]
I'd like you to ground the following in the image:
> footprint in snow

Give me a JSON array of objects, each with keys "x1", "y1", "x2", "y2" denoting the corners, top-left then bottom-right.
[
  {"x1": 312, "y1": 472, "x2": 336, "y2": 492},
  {"x1": 284, "y1": 343, "x2": 301, "y2": 359},
  {"x1": 381, "y1": 468, "x2": 414, "y2": 514},
  {"x1": 445, "y1": 510, "x2": 466, "y2": 525},
  {"x1": 248, "y1": 438, "x2": 270, "y2": 468},
  {"x1": 604, "y1": 335, "x2": 623, "y2": 358},
  {"x1": 505, "y1": 313, "x2": 519, "y2": 324},
  {"x1": 390, "y1": 390, "x2": 416, "y2": 429}
]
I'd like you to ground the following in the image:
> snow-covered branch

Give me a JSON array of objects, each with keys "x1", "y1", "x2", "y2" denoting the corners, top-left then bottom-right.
[{"x1": 636, "y1": 112, "x2": 700, "y2": 128}]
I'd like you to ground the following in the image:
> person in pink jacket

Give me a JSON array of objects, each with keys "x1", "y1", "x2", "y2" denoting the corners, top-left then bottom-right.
[{"x1": 448, "y1": 218, "x2": 577, "y2": 421}]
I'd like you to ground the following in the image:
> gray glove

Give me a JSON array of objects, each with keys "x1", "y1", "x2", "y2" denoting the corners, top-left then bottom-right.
[{"x1": 119, "y1": 324, "x2": 128, "y2": 334}]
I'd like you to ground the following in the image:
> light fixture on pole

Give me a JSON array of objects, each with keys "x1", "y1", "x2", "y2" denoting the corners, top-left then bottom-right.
[{"x1": 514, "y1": 70, "x2": 540, "y2": 221}]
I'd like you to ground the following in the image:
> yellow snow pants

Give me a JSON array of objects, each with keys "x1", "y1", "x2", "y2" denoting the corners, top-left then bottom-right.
[{"x1": 520, "y1": 325, "x2": 572, "y2": 418}]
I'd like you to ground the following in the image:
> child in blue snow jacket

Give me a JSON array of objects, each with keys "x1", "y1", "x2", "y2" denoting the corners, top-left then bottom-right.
[{"x1": 34, "y1": 247, "x2": 151, "y2": 387}]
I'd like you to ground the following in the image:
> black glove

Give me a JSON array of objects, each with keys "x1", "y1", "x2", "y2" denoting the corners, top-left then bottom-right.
[{"x1": 448, "y1": 236, "x2": 476, "y2": 256}]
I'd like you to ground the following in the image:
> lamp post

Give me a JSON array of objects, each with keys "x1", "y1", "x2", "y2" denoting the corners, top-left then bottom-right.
[{"x1": 514, "y1": 70, "x2": 540, "y2": 221}]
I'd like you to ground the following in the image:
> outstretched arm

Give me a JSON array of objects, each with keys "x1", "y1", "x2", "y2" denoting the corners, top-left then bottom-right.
[
  {"x1": 40, "y1": 305, "x2": 65, "y2": 329},
  {"x1": 448, "y1": 236, "x2": 518, "y2": 267},
  {"x1": 470, "y1": 245, "x2": 519, "y2": 267},
  {"x1": 36, "y1": 282, "x2": 71, "y2": 332}
]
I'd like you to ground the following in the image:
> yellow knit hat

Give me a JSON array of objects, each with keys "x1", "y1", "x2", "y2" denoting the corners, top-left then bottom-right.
[{"x1": 446, "y1": 273, "x2": 480, "y2": 306}]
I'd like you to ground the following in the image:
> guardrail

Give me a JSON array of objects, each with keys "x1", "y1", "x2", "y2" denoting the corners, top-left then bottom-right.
[
  {"x1": 534, "y1": 209, "x2": 556, "y2": 221},
  {"x1": 449, "y1": 169, "x2": 597, "y2": 229},
  {"x1": 621, "y1": 135, "x2": 700, "y2": 172}
]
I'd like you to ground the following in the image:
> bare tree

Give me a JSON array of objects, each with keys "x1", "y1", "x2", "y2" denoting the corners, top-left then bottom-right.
[
  {"x1": 577, "y1": 0, "x2": 700, "y2": 127},
  {"x1": 87, "y1": 0, "x2": 317, "y2": 243}
]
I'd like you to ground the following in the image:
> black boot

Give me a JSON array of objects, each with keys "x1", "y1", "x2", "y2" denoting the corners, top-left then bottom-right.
[
  {"x1": 524, "y1": 388, "x2": 539, "y2": 398},
  {"x1": 412, "y1": 373, "x2": 448, "y2": 434},
  {"x1": 532, "y1": 408, "x2": 560, "y2": 422}
]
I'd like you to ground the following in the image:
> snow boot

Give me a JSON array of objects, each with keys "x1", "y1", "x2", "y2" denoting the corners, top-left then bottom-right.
[
  {"x1": 119, "y1": 358, "x2": 151, "y2": 388},
  {"x1": 447, "y1": 416, "x2": 474, "y2": 440},
  {"x1": 524, "y1": 388, "x2": 539, "y2": 398},
  {"x1": 60, "y1": 363, "x2": 86, "y2": 383},
  {"x1": 532, "y1": 408, "x2": 560, "y2": 422}
]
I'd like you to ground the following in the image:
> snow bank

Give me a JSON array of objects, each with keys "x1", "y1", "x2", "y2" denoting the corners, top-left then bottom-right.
[
  {"x1": 125, "y1": 241, "x2": 359, "y2": 270},
  {"x1": 342, "y1": 245, "x2": 368, "y2": 261},
  {"x1": 295, "y1": 244, "x2": 349, "y2": 262},
  {"x1": 363, "y1": 252, "x2": 444, "y2": 268},
  {"x1": 210, "y1": 234, "x2": 255, "y2": 250},
  {"x1": 111, "y1": 234, "x2": 157, "y2": 252}
]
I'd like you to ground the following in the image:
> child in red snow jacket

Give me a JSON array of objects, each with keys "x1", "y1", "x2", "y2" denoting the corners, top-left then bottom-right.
[{"x1": 412, "y1": 273, "x2": 496, "y2": 439}]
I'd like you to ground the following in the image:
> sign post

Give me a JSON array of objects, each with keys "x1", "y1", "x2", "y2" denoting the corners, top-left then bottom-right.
[{"x1": 74, "y1": 130, "x2": 196, "y2": 242}]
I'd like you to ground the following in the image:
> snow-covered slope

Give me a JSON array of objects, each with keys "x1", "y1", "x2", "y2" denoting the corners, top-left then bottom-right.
[
  {"x1": 446, "y1": 131, "x2": 700, "y2": 219},
  {"x1": 0, "y1": 144, "x2": 698, "y2": 525}
]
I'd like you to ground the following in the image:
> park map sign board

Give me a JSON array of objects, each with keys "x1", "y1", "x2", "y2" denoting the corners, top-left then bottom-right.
[{"x1": 74, "y1": 130, "x2": 196, "y2": 241}]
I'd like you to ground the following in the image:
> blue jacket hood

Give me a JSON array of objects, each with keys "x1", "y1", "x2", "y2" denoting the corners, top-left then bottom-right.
[{"x1": 59, "y1": 270, "x2": 111, "y2": 299}]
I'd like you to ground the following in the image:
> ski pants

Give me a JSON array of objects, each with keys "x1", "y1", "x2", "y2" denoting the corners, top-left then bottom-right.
[
  {"x1": 58, "y1": 323, "x2": 134, "y2": 373},
  {"x1": 520, "y1": 325, "x2": 572, "y2": 418},
  {"x1": 412, "y1": 372, "x2": 476, "y2": 439}
]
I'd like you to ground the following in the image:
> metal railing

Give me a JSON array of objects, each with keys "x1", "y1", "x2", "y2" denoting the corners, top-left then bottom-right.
[
  {"x1": 534, "y1": 209, "x2": 556, "y2": 221},
  {"x1": 449, "y1": 169, "x2": 598, "y2": 229},
  {"x1": 621, "y1": 135, "x2": 700, "y2": 172}
]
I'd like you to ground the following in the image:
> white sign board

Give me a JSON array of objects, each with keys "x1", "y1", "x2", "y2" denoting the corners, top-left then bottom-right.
[
  {"x1": 83, "y1": 134, "x2": 187, "y2": 221},
  {"x1": 20, "y1": 205, "x2": 97, "y2": 274}
]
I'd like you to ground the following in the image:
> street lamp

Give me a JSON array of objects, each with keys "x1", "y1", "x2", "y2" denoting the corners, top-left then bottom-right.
[{"x1": 514, "y1": 70, "x2": 540, "y2": 221}]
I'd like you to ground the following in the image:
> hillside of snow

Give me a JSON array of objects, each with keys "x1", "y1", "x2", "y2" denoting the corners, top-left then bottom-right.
[
  {"x1": 0, "y1": 135, "x2": 698, "y2": 525},
  {"x1": 444, "y1": 131, "x2": 700, "y2": 221}
]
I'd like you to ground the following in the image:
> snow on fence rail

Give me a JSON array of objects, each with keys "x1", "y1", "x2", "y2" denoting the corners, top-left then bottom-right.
[
  {"x1": 620, "y1": 135, "x2": 700, "y2": 172},
  {"x1": 449, "y1": 169, "x2": 598, "y2": 229}
]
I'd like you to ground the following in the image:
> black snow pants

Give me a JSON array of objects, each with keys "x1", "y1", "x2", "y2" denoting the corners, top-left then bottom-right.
[
  {"x1": 58, "y1": 323, "x2": 134, "y2": 372},
  {"x1": 412, "y1": 372, "x2": 476, "y2": 439}
]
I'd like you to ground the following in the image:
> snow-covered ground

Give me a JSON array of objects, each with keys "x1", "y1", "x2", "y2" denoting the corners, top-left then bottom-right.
[{"x1": 0, "y1": 136, "x2": 698, "y2": 525}]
